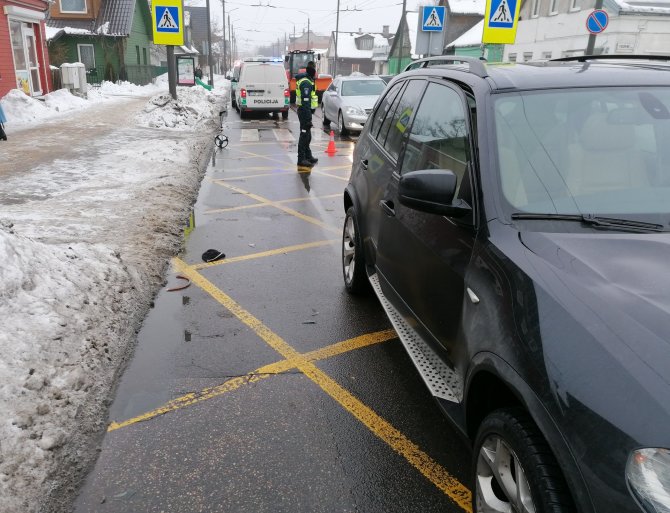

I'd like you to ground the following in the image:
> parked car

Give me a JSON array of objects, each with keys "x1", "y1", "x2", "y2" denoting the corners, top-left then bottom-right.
[
  {"x1": 234, "y1": 59, "x2": 289, "y2": 120},
  {"x1": 341, "y1": 55, "x2": 670, "y2": 513},
  {"x1": 230, "y1": 63, "x2": 241, "y2": 109},
  {"x1": 322, "y1": 76, "x2": 387, "y2": 135}
]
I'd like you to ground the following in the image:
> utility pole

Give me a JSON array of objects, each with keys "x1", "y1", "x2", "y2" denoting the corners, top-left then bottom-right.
[
  {"x1": 228, "y1": 14, "x2": 232, "y2": 70},
  {"x1": 334, "y1": 0, "x2": 340, "y2": 76},
  {"x1": 222, "y1": 0, "x2": 227, "y2": 75},
  {"x1": 585, "y1": 0, "x2": 604, "y2": 55},
  {"x1": 307, "y1": 17, "x2": 310, "y2": 50},
  {"x1": 206, "y1": 0, "x2": 214, "y2": 85},
  {"x1": 396, "y1": 0, "x2": 407, "y2": 73}
]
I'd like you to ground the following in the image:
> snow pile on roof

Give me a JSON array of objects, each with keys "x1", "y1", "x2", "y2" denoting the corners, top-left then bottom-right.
[
  {"x1": 611, "y1": 0, "x2": 670, "y2": 12},
  {"x1": 137, "y1": 87, "x2": 221, "y2": 130},
  {"x1": 448, "y1": 0, "x2": 486, "y2": 14},
  {"x1": 336, "y1": 32, "x2": 391, "y2": 58},
  {"x1": 447, "y1": 19, "x2": 484, "y2": 47},
  {"x1": 96, "y1": 21, "x2": 110, "y2": 35},
  {"x1": 44, "y1": 26, "x2": 93, "y2": 40},
  {"x1": 0, "y1": 225, "x2": 138, "y2": 512}
]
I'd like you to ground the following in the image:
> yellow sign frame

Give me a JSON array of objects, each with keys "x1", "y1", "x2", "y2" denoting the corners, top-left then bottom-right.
[
  {"x1": 482, "y1": 0, "x2": 522, "y2": 45},
  {"x1": 152, "y1": 0, "x2": 184, "y2": 46}
]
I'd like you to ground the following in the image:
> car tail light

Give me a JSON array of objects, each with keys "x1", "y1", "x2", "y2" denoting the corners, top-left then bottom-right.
[
  {"x1": 284, "y1": 88, "x2": 290, "y2": 105},
  {"x1": 241, "y1": 88, "x2": 247, "y2": 98}
]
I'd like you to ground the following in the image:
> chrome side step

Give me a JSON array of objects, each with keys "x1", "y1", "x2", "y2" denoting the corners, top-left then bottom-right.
[{"x1": 369, "y1": 273, "x2": 463, "y2": 403}]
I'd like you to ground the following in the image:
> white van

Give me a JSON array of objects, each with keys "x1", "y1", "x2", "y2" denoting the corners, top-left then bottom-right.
[{"x1": 234, "y1": 61, "x2": 289, "y2": 119}]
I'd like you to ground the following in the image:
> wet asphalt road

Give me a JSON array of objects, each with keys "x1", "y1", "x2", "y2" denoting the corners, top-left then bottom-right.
[{"x1": 73, "y1": 105, "x2": 473, "y2": 513}]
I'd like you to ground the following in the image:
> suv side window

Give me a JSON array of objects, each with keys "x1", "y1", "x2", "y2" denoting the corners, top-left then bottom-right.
[
  {"x1": 400, "y1": 82, "x2": 472, "y2": 203},
  {"x1": 381, "y1": 80, "x2": 426, "y2": 161},
  {"x1": 368, "y1": 81, "x2": 404, "y2": 140}
]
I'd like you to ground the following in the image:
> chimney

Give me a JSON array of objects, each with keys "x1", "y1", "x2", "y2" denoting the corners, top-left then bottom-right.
[
  {"x1": 358, "y1": 27, "x2": 362, "y2": 34},
  {"x1": 382, "y1": 25, "x2": 389, "y2": 37}
]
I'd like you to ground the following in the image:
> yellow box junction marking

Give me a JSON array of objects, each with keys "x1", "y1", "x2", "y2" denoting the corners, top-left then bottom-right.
[
  {"x1": 205, "y1": 193, "x2": 341, "y2": 215},
  {"x1": 166, "y1": 259, "x2": 472, "y2": 511},
  {"x1": 108, "y1": 329, "x2": 396, "y2": 432},
  {"x1": 212, "y1": 180, "x2": 341, "y2": 234},
  {"x1": 192, "y1": 239, "x2": 338, "y2": 270}
]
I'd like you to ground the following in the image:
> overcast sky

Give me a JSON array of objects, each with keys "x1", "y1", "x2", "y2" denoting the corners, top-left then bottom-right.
[{"x1": 185, "y1": 0, "x2": 428, "y2": 53}]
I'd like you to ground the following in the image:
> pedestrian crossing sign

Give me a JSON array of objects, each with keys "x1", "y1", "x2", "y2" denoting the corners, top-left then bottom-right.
[
  {"x1": 421, "y1": 5, "x2": 446, "y2": 32},
  {"x1": 152, "y1": 0, "x2": 184, "y2": 45},
  {"x1": 482, "y1": 0, "x2": 521, "y2": 44}
]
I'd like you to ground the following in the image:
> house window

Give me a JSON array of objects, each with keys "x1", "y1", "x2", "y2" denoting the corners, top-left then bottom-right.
[
  {"x1": 531, "y1": 0, "x2": 540, "y2": 17},
  {"x1": 143, "y1": 48, "x2": 147, "y2": 65},
  {"x1": 136, "y1": 46, "x2": 140, "y2": 65},
  {"x1": 10, "y1": 20, "x2": 42, "y2": 96},
  {"x1": 356, "y1": 37, "x2": 373, "y2": 50},
  {"x1": 77, "y1": 44, "x2": 95, "y2": 69},
  {"x1": 523, "y1": 52, "x2": 533, "y2": 62},
  {"x1": 508, "y1": 53, "x2": 517, "y2": 63},
  {"x1": 60, "y1": 0, "x2": 86, "y2": 14},
  {"x1": 352, "y1": 63, "x2": 360, "y2": 73},
  {"x1": 550, "y1": 0, "x2": 558, "y2": 14},
  {"x1": 542, "y1": 51, "x2": 553, "y2": 60},
  {"x1": 570, "y1": 0, "x2": 580, "y2": 10}
]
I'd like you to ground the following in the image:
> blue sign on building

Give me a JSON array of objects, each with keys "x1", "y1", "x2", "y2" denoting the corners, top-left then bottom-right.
[{"x1": 422, "y1": 5, "x2": 446, "y2": 32}]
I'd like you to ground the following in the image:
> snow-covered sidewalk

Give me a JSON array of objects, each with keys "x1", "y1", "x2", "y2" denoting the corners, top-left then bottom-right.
[{"x1": 0, "y1": 79, "x2": 228, "y2": 513}]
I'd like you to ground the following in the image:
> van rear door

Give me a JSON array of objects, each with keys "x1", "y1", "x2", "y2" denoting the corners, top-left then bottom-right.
[{"x1": 246, "y1": 64, "x2": 286, "y2": 111}]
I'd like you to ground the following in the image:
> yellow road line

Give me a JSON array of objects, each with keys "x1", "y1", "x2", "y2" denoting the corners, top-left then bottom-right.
[
  {"x1": 205, "y1": 193, "x2": 341, "y2": 215},
  {"x1": 212, "y1": 181, "x2": 340, "y2": 234},
  {"x1": 171, "y1": 260, "x2": 473, "y2": 512},
  {"x1": 313, "y1": 170, "x2": 349, "y2": 182},
  {"x1": 219, "y1": 170, "x2": 309, "y2": 181},
  {"x1": 192, "y1": 239, "x2": 338, "y2": 270},
  {"x1": 108, "y1": 329, "x2": 397, "y2": 432}
]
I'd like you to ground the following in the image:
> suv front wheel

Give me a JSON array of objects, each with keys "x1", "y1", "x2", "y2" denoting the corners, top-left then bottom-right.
[
  {"x1": 342, "y1": 207, "x2": 368, "y2": 294},
  {"x1": 473, "y1": 408, "x2": 575, "y2": 513}
]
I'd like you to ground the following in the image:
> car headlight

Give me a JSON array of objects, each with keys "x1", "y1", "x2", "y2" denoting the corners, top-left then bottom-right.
[
  {"x1": 345, "y1": 106, "x2": 365, "y2": 116},
  {"x1": 627, "y1": 448, "x2": 670, "y2": 513}
]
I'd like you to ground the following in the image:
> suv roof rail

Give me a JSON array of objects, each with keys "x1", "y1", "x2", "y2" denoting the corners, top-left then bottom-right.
[
  {"x1": 551, "y1": 54, "x2": 670, "y2": 63},
  {"x1": 404, "y1": 56, "x2": 489, "y2": 78}
]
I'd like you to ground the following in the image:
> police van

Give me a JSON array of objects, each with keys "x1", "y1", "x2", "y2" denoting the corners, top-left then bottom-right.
[{"x1": 234, "y1": 59, "x2": 290, "y2": 120}]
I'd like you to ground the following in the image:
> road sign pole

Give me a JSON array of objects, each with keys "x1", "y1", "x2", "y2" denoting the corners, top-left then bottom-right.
[
  {"x1": 167, "y1": 45, "x2": 177, "y2": 100},
  {"x1": 585, "y1": 0, "x2": 604, "y2": 55},
  {"x1": 427, "y1": 31, "x2": 432, "y2": 57}
]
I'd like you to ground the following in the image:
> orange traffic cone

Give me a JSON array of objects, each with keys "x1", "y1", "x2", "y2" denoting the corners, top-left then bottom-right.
[{"x1": 325, "y1": 130, "x2": 337, "y2": 156}]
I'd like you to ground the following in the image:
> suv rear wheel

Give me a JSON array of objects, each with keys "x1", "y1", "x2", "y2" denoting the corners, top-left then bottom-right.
[
  {"x1": 473, "y1": 408, "x2": 575, "y2": 513},
  {"x1": 342, "y1": 207, "x2": 368, "y2": 294}
]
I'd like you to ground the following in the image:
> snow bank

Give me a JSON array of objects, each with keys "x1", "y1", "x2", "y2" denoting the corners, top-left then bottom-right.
[
  {"x1": 0, "y1": 224, "x2": 138, "y2": 511},
  {"x1": 1, "y1": 90, "x2": 50, "y2": 123},
  {"x1": 137, "y1": 86, "x2": 222, "y2": 130},
  {"x1": 42, "y1": 89, "x2": 90, "y2": 113}
]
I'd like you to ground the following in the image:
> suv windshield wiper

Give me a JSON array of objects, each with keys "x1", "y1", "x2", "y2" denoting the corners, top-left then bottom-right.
[{"x1": 511, "y1": 213, "x2": 666, "y2": 233}]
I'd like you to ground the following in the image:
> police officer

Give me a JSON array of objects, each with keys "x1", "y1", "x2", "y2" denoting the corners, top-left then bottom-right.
[{"x1": 296, "y1": 61, "x2": 319, "y2": 167}]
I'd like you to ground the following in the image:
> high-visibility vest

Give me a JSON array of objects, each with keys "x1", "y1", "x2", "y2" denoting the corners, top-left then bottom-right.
[{"x1": 296, "y1": 77, "x2": 318, "y2": 109}]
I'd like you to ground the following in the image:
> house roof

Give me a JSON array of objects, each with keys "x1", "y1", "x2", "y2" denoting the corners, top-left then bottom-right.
[
  {"x1": 446, "y1": 0, "x2": 486, "y2": 15},
  {"x1": 330, "y1": 31, "x2": 392, "y2": 59},
  {"x1": 47, "y1": 0, "x2": 151, "y2": 39},
  {"x1": 446, "y1": 19, "x2": 483, "y2": 47}
]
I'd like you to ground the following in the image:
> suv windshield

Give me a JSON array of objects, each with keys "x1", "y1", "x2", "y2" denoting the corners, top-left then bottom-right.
[
  {"x1": 341, "y1": 80, "x2": 386, "y2": 97},
  {"x1": 494, "y1": 87, "x2": 670, "y2": 224}
]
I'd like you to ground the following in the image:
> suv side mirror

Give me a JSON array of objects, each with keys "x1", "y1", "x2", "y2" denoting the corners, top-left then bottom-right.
[{"x1": 398, "y1": 169, "x2": 472, "y2": 218}]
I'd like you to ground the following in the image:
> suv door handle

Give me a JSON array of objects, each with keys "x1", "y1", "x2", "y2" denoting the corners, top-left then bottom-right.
[
  {"x1": 379, "y1": 200, "x2": 395, "y2": 217},
  {"x1": 361, "y1": 159, "x2": 368, "y2": 170}
]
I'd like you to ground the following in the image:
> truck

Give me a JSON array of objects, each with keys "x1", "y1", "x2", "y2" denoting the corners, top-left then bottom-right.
[{"x1": 284, "y1": 50, "x2": 332, "y2": 104}]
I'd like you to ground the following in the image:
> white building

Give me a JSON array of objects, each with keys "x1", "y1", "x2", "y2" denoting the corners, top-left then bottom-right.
[{"x1": 505, "y1": 0, "x2": 670, "y2": 62}]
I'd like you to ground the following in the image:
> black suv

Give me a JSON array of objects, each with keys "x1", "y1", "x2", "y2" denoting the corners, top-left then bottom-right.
[{"x1": 341, "y1": 56, "x2": 670, "y2": 513}]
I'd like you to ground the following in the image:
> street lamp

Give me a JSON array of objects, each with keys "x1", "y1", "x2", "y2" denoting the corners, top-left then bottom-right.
[{"x1": 297, "y1": 10, "x2": 310, "y2": 50}]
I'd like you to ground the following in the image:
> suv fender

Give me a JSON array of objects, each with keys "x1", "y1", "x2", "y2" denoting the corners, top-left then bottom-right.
[{"x1": 466, "y1": 351, "x2": 595, "y2": 513}]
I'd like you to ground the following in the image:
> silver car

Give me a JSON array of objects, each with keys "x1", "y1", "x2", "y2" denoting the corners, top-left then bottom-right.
[{"x1": 321, "y1": 76, "x2": 387, "y2": 135}]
